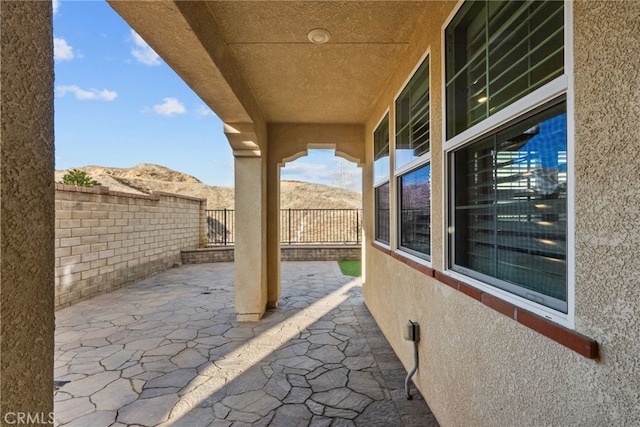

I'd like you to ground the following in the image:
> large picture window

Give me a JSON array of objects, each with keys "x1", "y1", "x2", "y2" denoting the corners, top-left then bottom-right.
[
  {"x1": 396, "y1": 55, "x2": 431, "y2": 259},
  {"x1": 446, "y1": 0, "x2": 569, "y2": 316},
  {"x1": 452, "y1": 101, "x2": 567, "y2": 312}
]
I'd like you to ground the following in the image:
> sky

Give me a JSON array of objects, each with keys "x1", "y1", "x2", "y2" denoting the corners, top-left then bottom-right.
[{"x1": 53, "y1": 0, "x2": 362, "y2": 191}]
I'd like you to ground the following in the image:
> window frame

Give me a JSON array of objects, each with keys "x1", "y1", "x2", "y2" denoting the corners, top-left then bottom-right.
[
  {"x1": 373, "y1": 110, "x2": 391, "y2": 247},
  {"x1": 397, "y1": 163, "x2": 432, "y2": 262},
  {"x1": 441, "y1": 0, "x2": 575, "y2": 327},
  {"x1": 373, "y1": 112, "x2": 391, "y2": 187},
  {"x1": 394, "y1": 51, "x2": 432, "y2": 263}
]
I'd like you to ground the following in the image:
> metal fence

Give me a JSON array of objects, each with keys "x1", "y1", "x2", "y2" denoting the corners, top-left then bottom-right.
[
  {"x1": 206, "y1": 209, "x2": 235, "y2": 245},
  {"x1": 205, "y1": 208, "x2": 362, "y2": 246}
]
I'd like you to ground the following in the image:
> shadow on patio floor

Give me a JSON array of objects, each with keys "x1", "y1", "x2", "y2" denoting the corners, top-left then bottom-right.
[{"x1": 54, "y1": 261, "x2": 438, "y2": 426}]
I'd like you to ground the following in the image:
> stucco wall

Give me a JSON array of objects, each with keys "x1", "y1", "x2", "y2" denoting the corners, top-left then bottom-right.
[
  {"x1": 363, "y1": 1, "x2": 640, "y2": 426},
  {"x1": 0, "y1": 1, "x2": 55, "y2": 420},
  {"x1": 55, "y1": 185, "x2": 205, "y2": 308}
]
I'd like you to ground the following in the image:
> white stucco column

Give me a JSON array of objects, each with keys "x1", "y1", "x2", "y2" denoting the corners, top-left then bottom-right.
[
  {"x1": 233, "y1": 152, "x2": 268, "y2": 321},
  {"x1": 225, "y1": 123, "x2": 268, "y2": 321}
]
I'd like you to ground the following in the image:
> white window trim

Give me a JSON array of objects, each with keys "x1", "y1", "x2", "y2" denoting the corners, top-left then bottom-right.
[
  {"x1": 373, "y1": 109, "x2": 392, "y2": 245},
  {"x1": 442, "y1": 76, "x2": 568, "y2": 152},
  {"x1": 373, "y1": 182, "x2": 392, "y2": 246},
  {"x1": 373, "y1": 178, "x2": 390, "y2": 189},
  {"x1": 441, "y1": 0, "x2": 575, "y2": 328},
  {"x1": 393, "y1": 50, "x2": 432, "y2": 265},
  {"x1": 396, "y1": 161, "x2": 432, "y2": 263},
  {"x1": 373, "y1": 109, "x2": 391, "y2": 188}
]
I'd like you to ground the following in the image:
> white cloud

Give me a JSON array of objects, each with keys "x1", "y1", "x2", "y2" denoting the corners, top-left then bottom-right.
[
  {"x1": 195, "y1": 105, "x2": 213, "y2": 118},
  {"x1": 152, "y1": 97, "x2": 186, "y2": 116},
  {"x1": 52, "y1": 0, "x2": 60, "y2": 15},
  {"x1": 54, "y1": 37, "x2": 74, "y2": 62},
  {"x1": 282, "y1": 162, "x2": 333, "y2": 182},
  {"x1": 130, "y1": 30, "x2": 160, "y2": 66},
  {"x1": 282, "y1": 155, "x2": 362, "y2": 191},
  {"x1": 56, "y1": 85, "x2": 118, "y2": 101}
]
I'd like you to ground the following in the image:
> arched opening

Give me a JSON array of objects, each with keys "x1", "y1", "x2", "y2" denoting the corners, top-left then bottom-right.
[{"x1": 278, "y1": 147, "x2": 362, "y2": 270}]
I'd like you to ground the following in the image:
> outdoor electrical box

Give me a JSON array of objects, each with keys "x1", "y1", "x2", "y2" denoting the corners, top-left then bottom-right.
[{"x1": 404, "y1": 320, "x2": 420, "y2": 342}]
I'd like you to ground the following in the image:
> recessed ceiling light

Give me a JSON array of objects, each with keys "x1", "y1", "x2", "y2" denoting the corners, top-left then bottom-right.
[{"x1": 308, "y1": 28, "x2": 331, "y2": 44}]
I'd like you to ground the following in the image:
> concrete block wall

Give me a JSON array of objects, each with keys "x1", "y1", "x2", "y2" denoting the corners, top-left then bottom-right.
[
  {"x1": 55, "y1": 184, "x2": 205, "y2": 308},
  {"x1": 181, "y1": 245, "x2": 361, "y2": 264},
  {"x1": 280, "y1": 245, "x2": 361, "y2": 262},
  {"x1": 181, "y1": 247, "x2": 235, "y2": 263}
]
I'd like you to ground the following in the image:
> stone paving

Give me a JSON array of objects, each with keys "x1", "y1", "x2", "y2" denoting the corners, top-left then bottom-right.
[{"x1": 54, "y1": 261, "x2": 438, "y2": 426}]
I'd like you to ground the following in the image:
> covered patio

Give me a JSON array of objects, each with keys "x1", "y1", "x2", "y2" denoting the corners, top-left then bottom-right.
[
  {"x1": 4, "y1": 2, "x2": 639, "y2": 424},
  {"x1": 54, "y1": 261, "x2": 437, "y2": 426}
]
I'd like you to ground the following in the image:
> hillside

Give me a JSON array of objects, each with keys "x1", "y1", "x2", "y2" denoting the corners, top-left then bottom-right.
[{"x1": 55, "y1": 164, "x2": 361, "y2": 210}]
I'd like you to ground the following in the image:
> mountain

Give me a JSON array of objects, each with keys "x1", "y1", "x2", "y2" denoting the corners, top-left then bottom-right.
[{"x1": 55, "y1": 164, "x2": 361, "y2": 210}]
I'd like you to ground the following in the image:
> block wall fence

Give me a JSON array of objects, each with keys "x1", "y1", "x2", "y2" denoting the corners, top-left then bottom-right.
[
  {"x1": 55, "y1": 184, "x2": 206, "y2": 308},
  {"x1": 180, "y1": 245, "x2": 361, "y2": 264}
]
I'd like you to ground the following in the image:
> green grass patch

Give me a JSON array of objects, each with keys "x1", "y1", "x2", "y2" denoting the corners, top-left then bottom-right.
[{"x1": 338, "y1": 259, "x2": 361, "y2": 277}]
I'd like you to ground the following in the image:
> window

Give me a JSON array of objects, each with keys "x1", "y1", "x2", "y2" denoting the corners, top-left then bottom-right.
[
  {"x1": 446, "y1": 0, "x2": 564, "y2": 139},
  {"x1": 375, "y1": 182, "x2": 390, "y2": 244},
  {"x1": 446, "y1": 0, "x2": 569, "y2": 316},
  {"x1": 396, "y1": 58, "x2": 430, "y2": 170},
  {"x1": 374, "y1": 114, "x2": 390, "y2": 244},
  {"x1": 452, "y1": 101, "x2": 567, "y2": 312},
  {"x1": 374, "y1": 114, "x2": 390, "y2": 183},
  {"x1": 399, "y1": 164, "x2": 431, "y2": 258},
  {"x1": 396, "y1": 55, "x2": 431, "y2": 260}
]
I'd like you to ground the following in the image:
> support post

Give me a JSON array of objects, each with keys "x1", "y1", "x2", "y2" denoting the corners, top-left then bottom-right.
[
  {"x1": 234, "y1": 154, "x2": 267, "y2": 321},
  {"x1": 265, "y1": 150, "x2": 281, "y2": 308}
]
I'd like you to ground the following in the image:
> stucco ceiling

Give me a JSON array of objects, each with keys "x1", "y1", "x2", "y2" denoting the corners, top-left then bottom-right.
[{"x1": 108, "y1": 1, "x2": 432, "y2": 125}]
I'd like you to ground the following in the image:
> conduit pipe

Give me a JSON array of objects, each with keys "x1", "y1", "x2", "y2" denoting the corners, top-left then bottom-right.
[{"x1": 403, "y1": 320, "x2": 420, "y2": 400}]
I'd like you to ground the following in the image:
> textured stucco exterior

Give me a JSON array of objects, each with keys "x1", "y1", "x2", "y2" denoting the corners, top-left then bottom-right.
[
  {"x1": 363, "y1": 1, "x2": 640, "y2": 425},
  {"x1": 0, "y1": 1, "x2": 55, "y2": 419}
]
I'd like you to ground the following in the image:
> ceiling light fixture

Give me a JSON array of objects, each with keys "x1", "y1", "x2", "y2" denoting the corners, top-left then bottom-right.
[{"x1": 307, "y1": 28, "x2": 331, "y2": 44}]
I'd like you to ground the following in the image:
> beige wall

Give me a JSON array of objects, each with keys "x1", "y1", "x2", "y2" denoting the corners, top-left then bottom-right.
[
  {"x1": 0, "y1": 1, "x2": 55, "y2": 419},
  {"x1": 55, "y1": 185, "x2": 205, "y2": 308},
  {"x1": 363, "y1": 1, "x2": 640, "y2": 426}
]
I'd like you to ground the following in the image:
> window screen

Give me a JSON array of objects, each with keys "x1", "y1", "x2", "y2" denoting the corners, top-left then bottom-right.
[
  {"x1": 446, "y1": 0, "x2": 564, "y2": 139},
  {"x1": 452, "y1": 101, "x2": 567, "y2": 312},
  {"x1": 374, "y1": 114, "x2": 390, "y2": 183},
  {"x1": 396, "y1": 57, "x2": 430, "y2": 169},
  {"x1": 375, "y1": 182, "x2": 390, "y2": 244},
  {"x1": 399, "y1": 164, "x2": 431, "y2": 258}
]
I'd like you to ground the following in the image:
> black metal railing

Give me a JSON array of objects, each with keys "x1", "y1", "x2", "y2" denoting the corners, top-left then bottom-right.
[
  {"x1": 206, "y1": 209, "x2": 235, "y2": 245},
  {"x1": 205, "y1": 208, "x2": 362, "y2": 246}
]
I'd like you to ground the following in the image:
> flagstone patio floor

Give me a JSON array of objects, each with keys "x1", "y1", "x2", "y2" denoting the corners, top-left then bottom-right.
[{"x1": 54, "y1": 261, "x2": 438, "y2": 426}]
